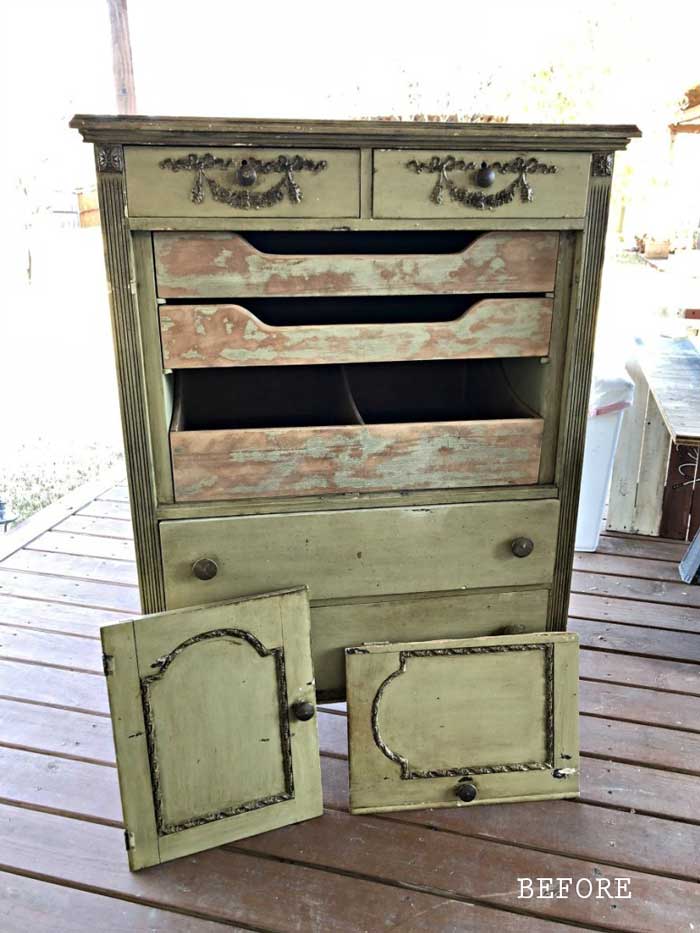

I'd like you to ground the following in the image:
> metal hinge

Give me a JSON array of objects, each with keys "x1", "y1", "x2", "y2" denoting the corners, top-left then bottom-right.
[
  {"x1": 103, "y1": 653, "x2": 115, "y2": 676},
  {"x1": 124, "y1": 829, "x2": 135, "y2": 851}
]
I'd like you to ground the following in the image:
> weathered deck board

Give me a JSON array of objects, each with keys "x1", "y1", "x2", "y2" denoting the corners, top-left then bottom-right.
[
  {"x1": 0, "y1": 569, "x2": 139, "y2": 613},
  {"x1": 0, "y1": 479, "x2": 699, "y2": 931},
  {"x1": 570, "y1": 592, "x2": 700, "y2": 633},
  {"x1": 77, "y1": 500, "x2": 132, "y2": 521},
  {"x1": 26, "y1": 530, "x2": 136, "y2": 561},
  {"x1": 1, "y1": 873, "x2": 240, "y2": 933},
  {"x1": 1, "y1": 550, "x2": 138, "y2": 586},
  {"x1": 0, "y1": 805, "x2": 580, "y2": 933}
]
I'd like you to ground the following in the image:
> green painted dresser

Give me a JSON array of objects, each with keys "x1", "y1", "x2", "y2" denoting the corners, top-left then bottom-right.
[{"x1": 72, "y1": 116, "x2": 640, "y2": 703}]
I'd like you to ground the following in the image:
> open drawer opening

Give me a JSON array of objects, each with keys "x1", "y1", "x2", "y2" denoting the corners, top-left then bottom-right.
[
  {"x1": 169, "y1": 360, "x2": 545, "y2": 502},
  {"x1": 171, "y1": 359, "x2": 540, "y2": 432}
]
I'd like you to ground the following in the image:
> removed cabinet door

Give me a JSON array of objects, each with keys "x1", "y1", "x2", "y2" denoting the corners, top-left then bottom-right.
[
  {"x1": 101, "y1": 586, "x2": 322, "y2": 870},
  {"x1": 346, "y1": 631, "x2": 578, "y2": 814}
]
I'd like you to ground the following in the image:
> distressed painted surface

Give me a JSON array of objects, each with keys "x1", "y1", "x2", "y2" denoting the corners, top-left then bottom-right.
[
  {"x1": 171, "y1": 419, "x2": 544, "y2": 501},
  {"x1": 345, "y1": 632, "x2": 579, "y2": 813},
  {"x1": 160, "y1": 298, "x2": 553, "y2": 368},
  {"x1": 153, "y1": 231, "x2": 559, "y2": 299},
  {"x1": 373, "y1": 150, "x2": 590, "y2": 219},
  {"x1": 159, "y1": 498, "x2": 560, "y2": 608},
  {"x1": 124, "y1": 147, "x2": 361, "y2": 219}
]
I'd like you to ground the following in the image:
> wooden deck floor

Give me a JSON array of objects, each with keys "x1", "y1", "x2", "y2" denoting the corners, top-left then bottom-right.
[{"x1": 0, "y1": 478, "x2": 699, "y2": 931}]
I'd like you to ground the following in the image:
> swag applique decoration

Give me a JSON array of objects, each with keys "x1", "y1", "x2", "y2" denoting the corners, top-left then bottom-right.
[{"x1": 159, "y1": 153, "x2": 328, "y2": 209}]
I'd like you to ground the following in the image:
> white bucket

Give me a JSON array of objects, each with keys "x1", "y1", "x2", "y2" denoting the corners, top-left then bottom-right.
[{"x1": 575, "y1": 373, "x2": 635, "y2": 552}]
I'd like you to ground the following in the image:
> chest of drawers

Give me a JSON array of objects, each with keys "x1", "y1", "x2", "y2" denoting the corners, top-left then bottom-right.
[{"x1": 72, "y1": 117, "x2": 639, "y2": 702}]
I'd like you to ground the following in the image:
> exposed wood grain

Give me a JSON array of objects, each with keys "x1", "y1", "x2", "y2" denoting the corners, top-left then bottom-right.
[
  {"x1": 0, "y1": 626, "x2": 103, "y2": 673},
  {"x1": 4, "y1": 696, "x2": 699, "y2": 882},
  {"x1": 0, "y1": 660, "x2": 108, "y2": 715},
  {"x1": 572, "y1": 570, "x2": 700, "y2": 608},
  {"x1": 237, "y1": 807, "x2": 699, "y2": 931},
  {"x1": 172, "y1": 419, "x2": 544, "y2": 501},
  {"x1": 570, "y1": 592, "x2": 700, "y2": 634},
  {"x1": 0, "y1": 595, "x2": 128, "y2": 636},
  {"x1": 634, "y1": 393, "x2": 671, "y2": 536},
  {"x1": 579, "y1": 715, "x2": 700, "y2": 775},
  {"x1": 606, "y1": 361, "x2": 649, "y2": 534},
  {"x1": 642, "y1": 338, "x2": 700, "y2": 446},
  {"x1": 572, "y1": 618, "x2": 700, "y2": 663},
  {"x1": 0, "y1": 804, "x2": 571, "y2": 933},
  {"x1": 54, "y1": 515, "x2": 134, "y2": 540},
  {"x1": 25, "y1": 531, "x2": 135, "y2": 562},
  {"x1": 579, "y1": 680, "x2": 700, "y2": 731},
  {"x1": 78, "y1": 500, "x2": 132, "y2": 520},
  {"x1": 106, "y1": 0, "x2": 137, "y2": 115},
  {"x1": 579, "y1": 649, "x2": 700, "y2": 694},
  {"x1": 390, "y1": 794, "x2": 700, "y2": 882},
  {"x1": 2, "y1": 551, "x2": 138, "y2": 586},
  {"x1": 573, "y1": 552, "x2": 680, "y2": 583},
  {"x1": 2, "y1": 750, "x2": 697, "y2": 931},
  {"x1": 160, "y1": 298, "x2": 553, "y2": 369},
  {"x1": 154, "y1": 231, "x2": 559, "y2": 298},
  {"x1": 581, "y1": 756, "x2": 700, "y2": 821},
  {"x1": 0, "y1": 569, "x2": 139, "y2": 613},
  {"x1": 595, "y1": 534, "x2": 687, "y2": 562},
  {"x1": 0, "y1": 699, "x2": 114, "y2": 764},
  {"x1": 1, "y1": 873, "x2": 238, "y2": 933}
]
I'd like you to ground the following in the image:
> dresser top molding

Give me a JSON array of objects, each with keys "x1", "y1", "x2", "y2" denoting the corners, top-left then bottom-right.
[{"x1": 70, "y1": 115, "x2": 641, "y2": 152}]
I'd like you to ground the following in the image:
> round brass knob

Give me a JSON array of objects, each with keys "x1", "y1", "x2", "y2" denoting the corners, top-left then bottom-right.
[
  {"x1": 192, "y1": 557, "x2": 218, "y2": 581},
  {"x1": 475, "y1": 162, "x2": 496, "y2": 187},
  {"x1": 292, "y1": 701, "x2": 315, "y2": 721},
  {"x1": 511, "y1": 537, "x2": 534, "y2": 559},
  {"x1": 237, "y1": 160, "x2": 257, "y2": 187},
  {"x1": 455, "y1": 781, "x2": 477, "y2": 802}
]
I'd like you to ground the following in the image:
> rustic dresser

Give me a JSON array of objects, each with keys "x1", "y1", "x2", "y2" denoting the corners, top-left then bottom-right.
[
  {"x1": 72, "y1": 116, "x2": 638, "y2": 702},
  {"x1": 71, "y1": 116, "x2": 639, "y2": 868}
]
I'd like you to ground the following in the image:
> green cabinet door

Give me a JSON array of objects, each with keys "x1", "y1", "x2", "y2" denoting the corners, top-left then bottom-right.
[
  {"x1": 346, "y1": 631, "x2": 579, "y2": 814},
  {"x1": 101, "y1": 586, "x2": 322, "y2": 870}
]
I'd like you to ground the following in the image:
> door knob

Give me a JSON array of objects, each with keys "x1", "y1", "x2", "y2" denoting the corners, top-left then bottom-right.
[
  {"x1": 511, "y1": 537, "x2": 534, "y2": 558},
  {"x1": 192, "y1": 557, "x2": 218, "y2": 580},
  {"x1": 455, "y1": 781, "x2": 478, "y2": 802},
  {"x1": 292, "y1": 701, "x2": 315, "y2": 721}
]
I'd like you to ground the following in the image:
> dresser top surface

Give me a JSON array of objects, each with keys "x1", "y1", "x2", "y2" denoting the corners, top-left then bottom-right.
[{"x1": 70, "y1": 114, "x2": 641, "y2": 151}]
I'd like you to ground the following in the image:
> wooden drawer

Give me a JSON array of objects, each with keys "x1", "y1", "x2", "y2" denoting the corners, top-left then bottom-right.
[
  {"x1": 160, "y1": 298, "x2": 553, "y2": 369},
  {"x1": 169, "y1": 361, "x2": 545, "y2": 500},
  {"x1": 311, "y1": 588, "x2": 550, "y2": 698},
  {"x1": 373, "y1": 150, "x2": 590, "y2": 219},
  {"x1": 159, "y1": 498, "x2": 560, "y2": 608},
  {"x1": 124, "y1": 147, "x2": 360, "y2": 218},
  {"x1": 153, "y1": 231, "x2": 559, "y2": 298}
]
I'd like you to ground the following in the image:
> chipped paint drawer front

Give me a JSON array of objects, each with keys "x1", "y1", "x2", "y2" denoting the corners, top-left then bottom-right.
[
  {"x1": 170, "y1": 418, "x2": 544, "y2": 501},
  {"x1": 124, "y1": 147, "x2": 360, "y2": 218},
  {"x1": 153, "y1": 230, "x2": 559, "y2": 299},
  {"x1": 160, "y1": 298, "x2": 553, "y2": 369},
  {"x1": 373, "y1": 150, "x2": 590, "y2": 219},
  {"x1": 159, "y1": 498, "x2": 560, "y2": 609}
]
